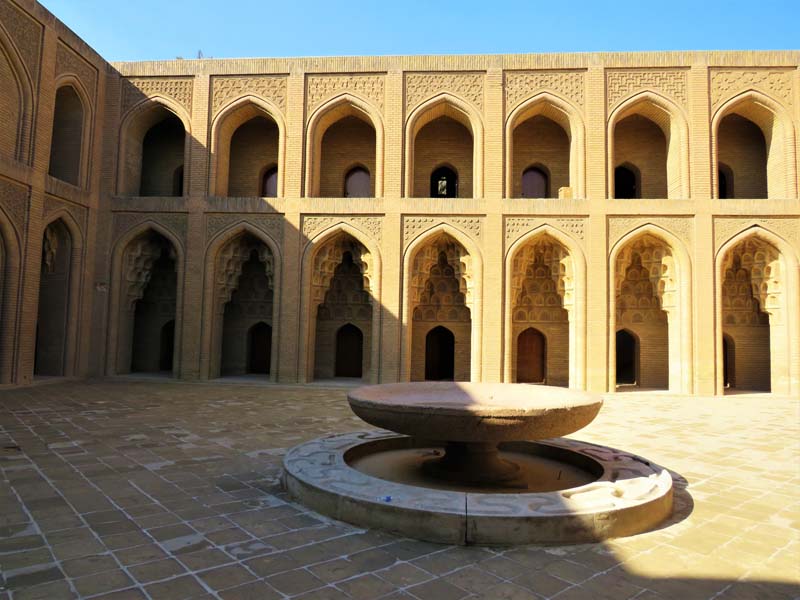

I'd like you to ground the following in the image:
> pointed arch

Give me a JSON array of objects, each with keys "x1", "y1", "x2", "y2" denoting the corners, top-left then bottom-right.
[
  {"x1": 299, "y1": 222, "x2": 382, "y2": 383},
  {"x1": 40, "y1": 211, "x2": 84, "y2": 378},
  {"x1": 209, "y1": 95, "x2": 286, "y2": 197},
  {"x1": 402, "y1": 223, "x2": 483, "y2": 381},
  {"x1": 106, "y1": 221, "x2": 184, "y2": 376},
  {"x1": 117, "y1": 96, "x2": 191, "y2": 196},
  {"x1": 504, "y1": 224, "x2": 587, "y2": 389},
  {"x1": 200, "y1": 221, "x2": 282, "y2": 380},
  {"x1": 50, "y1": 75, "x2": 93, "y2": 188},
  {"x1": 305, "y1": 93, "x2": 384, "y2": 197},
  {"x1": 715, "y1": 225, "x2": 799, "y2": 395},
  {"x1": 405, "y1": 93, "x2": 484, "y2": 198},
  {"x1": 712, "y1": 90, "x2": 797, "y2": 200},
  {"x1": 609, "y1": 223, "x2": 693, "y2": 393},
  {"x1": 0, "y1": 22, "x2": 34, "y2": 163},
  {"x1": 608, "y1": 91, "x2": 690, "y2": 199},
  {"x1": 505, "y1": 92, "x2": 586, "y2": 198},
  {"x1": 0, "y1": 205, "x2": 22, "y2": 383}
]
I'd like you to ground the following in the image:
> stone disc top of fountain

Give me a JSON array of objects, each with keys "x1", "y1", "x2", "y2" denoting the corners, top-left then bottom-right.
[{"x1": 348, "y1": 382, "x2": 603, "y2": 443}]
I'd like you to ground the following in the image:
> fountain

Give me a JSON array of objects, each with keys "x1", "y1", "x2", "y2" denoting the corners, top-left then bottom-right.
[{"x1": 284, "y1": 383, "x2": 673, "y2": 545}]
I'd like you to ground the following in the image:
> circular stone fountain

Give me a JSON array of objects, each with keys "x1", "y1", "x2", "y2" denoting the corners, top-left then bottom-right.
[{"x1": 284, "y1": 383, "x2": 673, "y2": 545}]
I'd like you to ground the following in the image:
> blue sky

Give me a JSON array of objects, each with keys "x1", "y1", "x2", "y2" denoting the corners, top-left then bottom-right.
[{"x1": 41, "y1": 0, "x2": 799, "y2": 62}]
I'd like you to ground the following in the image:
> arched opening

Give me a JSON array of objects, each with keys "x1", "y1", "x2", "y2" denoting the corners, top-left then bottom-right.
[
  {"x1": 139, "y1": 110, "x2": 185, "y2": 197},
  {"x1": 722, "y1": 334, "x2": 734, "y2": 389},
  {"x1": 159, "y1": 320, "x2": 175, "y2": 372},
  {"x1": 718, "y1": 163, "x2": 734, "y2": 199},
  {"x1": 48, "y1": 86, "x2": 84, "y2": 186},
  {"x1": 615, "y1": 329, "x2": 638, "y2": 386},
  {"x1": 512, "y1": 116, "x2": 568, "y2": 198},
  {"x1": 509, "y1": 234, "x2": 572, "y2": 387},
  {"x1": 344, "y1": 166, "x2": 371, "y2": 198},
  {"x1": 120, "y1": 230, "x2": 178, "y2": 375},
  {"x1": 413, "y1": 115, "x2": 473, "y2": 198},
  {"x1": 430, "y1": 166, "x2": 458, "y2": 198},
  {"x1": 714, "y1": 94, "x2": 797, "y2": 200},
  {"x1": 613, "y1": 113, "x2": 666, "y2": 198},
  {"x1": 521, "y1": 166, "x2": 549, "y2": 199},
  {"x1": 717, "y1": 114, "x2": 767, "y2": 198},
  {"x1": 409, "y1": 233, "x2": 473, "y2": 381},
  {"x1": 261, "y1": 166, "x2": 278, "y2": 197},
  {"x1": 312, "y1": 238, "x2": 373, "y2": 381},
  {"x1": 720, "y1": 237, "x2": 778, "y2": 392},
  {"x1": 335, "y1": 324, "x2": 363, "y2": 378},
  {"x1": 247, "y1": 322, "x2": 272, "y2": 375},
  {"x1": 318, "y1": 115, "x2": 376, "y2": 197},
  {"x1": 614, "y1": 234, "x2": 678, "y2": 390},
  {"x1": 34, "y1": 220, "x2": 72, "y2": 376},
  {"x1": 227, "y1": 116, "x2": 279, "y2": 196},
  {"x1": 614, "y1": 164, "x2": 639, "y2": 199},
  {"x1": 425, "y1": 326, "x2": 455, "y2": 381},
  {"x1": 216, "y1": 238, "x2": 275, "y2": 378},
  {"x1": 517, "y1": 328, "x2": 546, "y2": 384}
]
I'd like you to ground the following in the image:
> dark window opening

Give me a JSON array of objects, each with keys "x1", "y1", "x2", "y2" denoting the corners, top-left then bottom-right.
[
  {"x1": 521, "y1": 166, "x2": 549, "y2": 198},
  {"x1": 425, "y1": 326, "x2": 455, "y2": 381},
  {"x1": 722, "y1": 335, "x2": 734, "y2": 389},
  {"x1": 173, "y1": 166, "x2": 184, "y2": 197},
  {"x1": 430, "y1": 166, "x2": 458, "y2": 198},
  {"x1": 615, "y1": 165, "x2": 639, "y2": 199},
  {"x1": 344, "y1": 166, "x2": 371, "y2": 198},
  {"x1": 335, "y1": 323, "x2": 363, "y2": 377},
  {"x1": 261, "y1": 166, "x2": 278, "y2": 197},
  {"x1": 718, "y1": 163, "x2": 733, "y2": 199},
  {"x1": 247, "y1": 322, "x2": 272, "y2": 374},
  {"x1": 616, "y1": 329, "x2": 638, "y2": 385},
  {"x1": 159, "y1": 320, "x2": 175, "y2": 372}
]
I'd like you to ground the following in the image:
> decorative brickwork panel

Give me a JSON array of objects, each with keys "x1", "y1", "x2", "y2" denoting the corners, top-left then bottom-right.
[
  {"x1": 121, "y1": 78, "x2": 194, "y2": 115},
  {"x1": 205, "y1": 214, "x2": 284, "y2": 245},
  {"x1": 306, "y1": 75, "x2": 384, "y2": 114},
  {"x1": 212, "y1": 75, "x2": 287, "y2": 115},
  {"x1": 302, "y1": 216, "x2": 383, "y2": 245},
  {"x1": 55, "y1": 42, "x2": 98, "y2": 101},
  {"x1": 504, "y1": 217, "x2": 586, "y2": 249},
  {"x1": 714, "y1": 217, "x2": 800, "y2": 251},
  {"x1": 44, "y1": 196, "x2": 88, "y2": 230},
  {"x1": 405, "y1": 73, "x2": 484, "y2": 113},
  {"x1": 113, "y1": 212, "x2": 188, "y2": 245},
  {"x1": 403, "y1": 216, "x2": 483, "y2": 247},
  {"x1": 0, "y1": 1, "x2": 42, "y2": 83},
  {"x1": 505, "y1": 71, "x2": 585, "y2": 111},
  {"x1": 0, "y1": 177, "x2": 28, "y2": 235},
  {"x1": 606, "y1": 70, "x2": 688, "y2": 110},
  {"x1": 710, "y1": 69, "x2": 794, "y2": 108},
  {"x1": 607, "y1": 217, "x2": 693, "y2": 251}
]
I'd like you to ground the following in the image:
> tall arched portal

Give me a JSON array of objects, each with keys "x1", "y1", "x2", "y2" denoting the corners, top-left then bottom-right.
[
  {"x1": 35, "y1": 220, "x2": 73, "y2": 376},
  {"x1": 409, "y1": 233, "x2": 473, "y2": 381},
  {"x1": 214, "y1": 233, "x2": 275, "y2": 378}
]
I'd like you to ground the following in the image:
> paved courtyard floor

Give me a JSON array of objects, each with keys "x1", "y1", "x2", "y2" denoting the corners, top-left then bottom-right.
[{"x1": 0, "y1": 380, "x2": 798, "y2": 600}]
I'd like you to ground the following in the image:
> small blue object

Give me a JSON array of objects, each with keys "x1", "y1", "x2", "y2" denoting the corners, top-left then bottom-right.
[{"x1": 381, "y1": 496, "x2": 392, "y2": 503}]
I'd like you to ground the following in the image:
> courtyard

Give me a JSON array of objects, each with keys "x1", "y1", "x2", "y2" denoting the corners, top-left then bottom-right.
[{"x1": 0, "y1": 380, "x2": 797, "y2": 599}]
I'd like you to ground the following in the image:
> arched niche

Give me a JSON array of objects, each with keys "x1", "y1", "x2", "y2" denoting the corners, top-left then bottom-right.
[
  {"x1": 209, "y1": 96, "x2": 286, "y2": 197},
  {"x1": 504, "y1": 226, "x2": 586, "y2": 389},
  {"x1": 48, "y1": 79, "x2": 92, "y2": 188},
  {"x1": 712, "y1": 91, "x2": 798, "y2": 200},
  {"x1": 608, "y1": 92, "x2": 690, "y2": 199},
  {"x1": 305, "y1": 94, "x2": 383, "y2": 198},
  {"x1": 609, "y1": 225, "x2": 693, "y2": 393},
  {"x1": 117, "y1": 97, "x2": 190, "y2": 196},
  {"x1": 0, "y1": 26, "x2": 34, "y2": 163},
  {"x1": 505, "y1": 93, "x2": 586, "y2": 199},
  {"x1": 405, "y1": 94, "x2": 483, "y2": 199},
  {"x1": 402, "y1": 225, "x2": 482, "y2": 381}
]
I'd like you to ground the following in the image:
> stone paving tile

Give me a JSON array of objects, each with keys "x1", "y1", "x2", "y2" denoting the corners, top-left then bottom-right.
[{"x1": 1, "y1": 381, "x2": 798, "y2": 599}]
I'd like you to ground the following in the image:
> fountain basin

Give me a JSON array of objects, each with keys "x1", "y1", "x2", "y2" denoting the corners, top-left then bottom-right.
[{"x1": 283, "y1": 430, "x2": 674, "y2": 545}]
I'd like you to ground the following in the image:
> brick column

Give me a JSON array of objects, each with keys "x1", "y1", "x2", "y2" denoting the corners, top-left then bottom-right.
[{"x1": 584, "y1": 63, "x2": 609, "y2": 392}]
